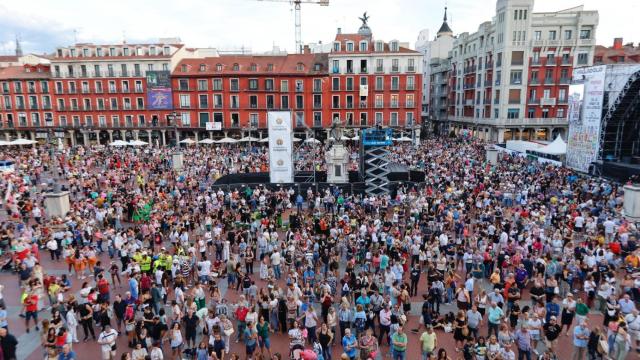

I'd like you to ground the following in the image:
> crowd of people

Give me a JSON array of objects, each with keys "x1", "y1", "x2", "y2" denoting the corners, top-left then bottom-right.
[{"x1": 0, "y1": 136, "x2": 638, "y2": 360}]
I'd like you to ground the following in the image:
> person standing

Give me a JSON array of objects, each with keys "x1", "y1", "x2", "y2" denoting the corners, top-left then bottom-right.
[
  {"x1": 514, "y1": 326, "x2": 533, "y2": 360},
  {"x1": 341, "y1": 328, "x2": 357, "y2": 360},
  {"x1": 0, "y1": 328, "x2": 18, "y2": 360},
  {"x1": 419, "y1": 325, "x2": 437, "y2": 360},
  {"x1": 97, "y1": 324, "x2": 118, "y2": 360},
  {"x1": 571, "y1": 321, "x2": 590, "y2": 360},
  {"x1": 409, "y1": 265, "x2": 421, "y2": 297},
  {"x1": 391, "y1": 325, "x2": 408, "y2": 360},
  {"x1": 487, "y1": 302, "x2": 503, "y2": 338}
]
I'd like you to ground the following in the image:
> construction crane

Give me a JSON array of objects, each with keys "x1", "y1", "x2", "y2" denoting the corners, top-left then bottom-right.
[{"x1": 256, "y1": 0, "x2": 329, "y2": 54}]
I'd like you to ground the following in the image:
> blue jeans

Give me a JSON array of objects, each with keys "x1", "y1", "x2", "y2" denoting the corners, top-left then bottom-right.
[
  {"x1": 422, "y1": 350, "x2": 434, "y2": 360},
  {"x1": 392, "y1": 349, "x2": 406, "y2": 360},
  {"x1": 273, "y1": 265, "x2": 281, "y2": 279}
]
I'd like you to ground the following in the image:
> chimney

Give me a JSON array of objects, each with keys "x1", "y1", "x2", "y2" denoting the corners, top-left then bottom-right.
[
  {"x1": 303, "y1": 45, "x2": 310, "y2": 54},
  {"x1": 337, "y1": 27, "x2": 342, "y2": 35},
  {"x1": 613, "y1": 37, "x2": 623, "y2": 50}
]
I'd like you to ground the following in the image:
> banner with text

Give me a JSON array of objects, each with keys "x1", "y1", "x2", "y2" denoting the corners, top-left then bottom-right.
[
  {"x1": 566, "y1": 65, "x2": 606, "y2": 172},
  {"x1": 146, "y1": 71, "x2": 173, "y2": 110},
  {"x1": 268, "y1": 112, "x2": 294, "y2": 183}
]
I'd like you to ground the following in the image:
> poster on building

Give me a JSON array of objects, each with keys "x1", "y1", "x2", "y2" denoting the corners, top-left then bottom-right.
[
  {"x1": 268, "y1": 111, "x2": 294, "y2": 183},
  {"x1": 146, "y1": 71, "x2": 171, "y2": 88},
  {"x1": 146, "y1": 70, "x2": 173, "y2": 110},
  {"x1": 567, "y1": 84, "x2": 585, "y2": 124},
  {"x1": 147, "y1": 88, "x2": 173, "y2": 110},
  {"x1": 566, "y1": 65, "x2": 606, "y2": 172}
]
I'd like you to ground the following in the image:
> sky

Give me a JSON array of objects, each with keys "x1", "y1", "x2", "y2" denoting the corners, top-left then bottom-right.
[{"x1": 0, "y1": 0, "x2": 636, "y2": 55}]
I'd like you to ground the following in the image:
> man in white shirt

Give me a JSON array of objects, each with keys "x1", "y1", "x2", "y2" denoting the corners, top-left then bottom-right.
[{"x1": 198, "y1": 257, "x2": 211, "y2": 284}]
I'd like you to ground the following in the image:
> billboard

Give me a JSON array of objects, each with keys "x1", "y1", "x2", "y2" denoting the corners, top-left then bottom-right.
[
  {"x1": 567, "y1": 84, "x2": 585, "y2": 125},
  {"x1": 268, "y1": 112, "x2": 294, "y2": 183},
  {"x1": 566, "y1": 65, "x2": 606, "y2": 172},
  {"x1": 147, "y1": 88, "x2": 173, "y2": 110},
  {"x1": 146, "y1": 70, "x2": 172, "y2": 110}
]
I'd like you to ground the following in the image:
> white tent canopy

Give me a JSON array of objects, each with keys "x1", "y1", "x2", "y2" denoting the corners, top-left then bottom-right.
[
  {"x1": 198, "y1": 138, "x2": 216, "y2": 144},
  {"x1": 394, "y1": 136, "x2": 412, "y2": 142},
  {"x1": 179, "y1": 138, "x2": 196, "y2": 144},
  {"x1": 258, "y1": 137, "x2": 269, "y2": 143},
  {"x1": 239, "y1": 136, "x2": 260, "y2": 142},
  {"x1": 304, "y1": 138, "x2": 320, "y2": 144},
  {"x1": 109, "y1": 140, "x2": 129, "y2": 147},
  {"x1": 292, "y1": 136, "x2": 302, "y2": 142},
  {"x1": 128, "y1": 140, "x2": 148, "y2": 146},
  {"x1": 216, "y1": 137, "x2": 238, "y2": 144},
  {"x1": 536, "y1": 136, "x2": 567, "y2": 155},
  {"x1": 10, "y1": 138, "x2": 37, "y2": 145},
  {"x1": 0, "y1": 140, "x2": 11, "y2": 146}
]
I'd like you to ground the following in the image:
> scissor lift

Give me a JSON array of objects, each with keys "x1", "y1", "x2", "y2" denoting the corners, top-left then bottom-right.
[{"x1": 360, "y1": 128, "x2": 393, "y2": 196}]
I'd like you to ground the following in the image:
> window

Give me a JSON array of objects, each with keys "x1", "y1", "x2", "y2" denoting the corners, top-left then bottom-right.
[
  {"x1": 346, "y1": 60, "x2": 354, "y2": 73},
  {"x1": 359, "y1": 77, "x2": 367, "y2": 87},
  {"x1": 109, "y1": 48, "x2": 116, "y2": 56},
  {"x1": 232, "y1": 63, "x2": 239, "y2": 71},
  {"x1": 266, "y1": 95, "x2": 274, "y2": 109},
  {"x1": 265, "y1": 79, "x2": 274, "y2": 91},
  {"x1": 534, "y1": 31, "x2": 542, "y2": 40},
  {"x1": 359, "y1": 112, "x2": 367, "y2": 126},
  {"x1": 123, "y1": 48, "x2": 130, "y2": 56},
  {"x1": 548, "y1": 31, "x2": 556, "y2": 40},
  {"x1": 375, "y1": 41, "x2": 383, "y2": 52},
  {"x1": 507, "y1": 108, "x2": 520, "y2": 119},
  {"x1": 390, "y1": 112, "x2": 398, "y2": 126},
  {"x1": 313, "y1": 94, "x2": 322, "y2": 109},
  {"x1": 181, "y1": 112, "x2": 191, "y2": 126},
  {"x1": 212, "y1": 79, "x2": 223, "y2": 91},
  {"x1": 509, "y1": 70, "x2": 523, "y2": 85},
  {"x1": 248, "y1": 79, "x2": 258, "y2": 90},
  {"x1": 406, "y1": 112, "x2": 414, "y2": 126},
  {"x1": 313, "y1": 112, "x2": 322, "y2": 127},
  {"x1": 332, "y1": 78, "x2": 340, "y2": 91},
  {"x1": 541, "y1": 108, "x2": 549, "y2": 118},
  {"x1": 406, "y1": 76, "x2": 416, "y2": 91},
  {"x1": 230, "y1": 79, "x2": 239, "y2": 91},
  {"x1": 391, "y1": 59, "x2": 399, "y2": 72},
  {"x1": 313, "y1": 78, "x2": 322, "y2": 92},
  {"x1": 375, "y1": 59, "x2": 384, "y2": 73},
  {"x1": 230, "y1": 113, "x2": 239, "y2": 127},
  {"x1": 332, "y1": 60, "x2": 339, "y2": 73},
  {"x1": 346, "y1": 78, "x2": 354, "y2": 91},
  {"x1": 375, "y1": 76, "x2": 383, "y2": 91},
  {"x1": 230, "y1": 95, "x2": 239, "y2": 109},
  {"x1": 346, "y1": 42, "x2": 354, "y2": 52},
  {"x1": 267, "y1": 64, "x2": 274, "y2": 72},
  {"x1": 199, "y1": 94, "x2": 208, "y2": 108},
  {"x1": 557, "y1": 108, "x2": 565, "y2": 118},
  {"x1": 213, "y1": 94, "x2": 223, "y2": 108},
  {"x1": 96, "y1": 48, "x2": 103, "y2": 57},
  {"x1": 406, "y1": 94, "x2": 415, "y2": 107},
  {"x1": 528, "y1": 107, "x2": 535, "y2": 118},
  {"x1": 333, "y1": 42, "x2": 340, "y2": 52},
  {"x1": 407, "y1": 59, "x2": 415, "y2": 72},
  {"x1": 511, "y1": 51, "x2": 524, "y2": 65},
  {"x1": 250, "y1": 63, "x2": 257, "y2": 71},
  {"x1": 250, "y1": 113, "x2": 259, "y2": 128},
  {"x1": 281, "y1": 95, "x2": 289, "y2": 109},
  {"x1": 179, "y1": 94, "x2": 191, "y2": 108},
  {"x1": 580, "y1": 29, "x2": 591, "y2": 39},
  {"x1": 375, "y1": 94, "x2": 383, "y2": 108},
  {"x1": 250, "y1": 95, "x2": 258, "y2": 108},
  {"x1": 359, "y1": 41, "x2": 368, "y2": 52},
  {"x1": 216, "y1": 64, "x2": 223, "y2": 72},
  {"x1": 296, "y1": 63, "x2": 304, "y2": 71},
  {"x1": 197, "y1": 79, "x2": 208, "y2": 91},
  {"x1": 163, "y1": 46, "x2": 170, "y2": 55},
  {"x1": 281, "y1": 80, "x2": 289, "y2": 92},
  {"x1": 391, "y1": 94, "x2": 399, "y2": 108},
  {"x1": 564, "y1": 30, "x2": 572, "y2": 40},
  {"x1": 391, "y1": 77, "x2": 399, "y2": 90},
  {"x1": 508, "y1": 89, "x2": 521, "y2": 104},
  {"x1": 390, "y1": 41, "x2": 399, "y2": 52},
  {"x1": 346, "y1": 95, "x2": 353, "y2": 109},
  {"x1": 199, "y1": 112, "x2": 210, "y2": 127},
  {"x1": 577, "y1": 53, "x2": 588, "y2": 65},
  {"x1": 179, "y1": 79, "x2": 189, "y2": 91},
  {"x1": 295, "y1": 80, "x2": 303, "y2": 92},
  {"x1": 332, "y1": 95, "x2": 340, "y2": 109},
  {"x1": 295, "y1": 112, "x2": 304, "y2": 127},
  {"x1": 558, "y1": 88, "x2": 567, "y2": 102}
]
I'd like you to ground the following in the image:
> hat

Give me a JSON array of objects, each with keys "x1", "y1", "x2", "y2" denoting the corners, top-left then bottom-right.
[{"x1": 550, "y1": 316, "x2": 557, "y2": 320}]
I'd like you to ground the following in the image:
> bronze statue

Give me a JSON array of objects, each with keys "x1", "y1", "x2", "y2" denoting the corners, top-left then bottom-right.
[{"x1": 359, "y1": 12, "x2": 369, "y2": 26}]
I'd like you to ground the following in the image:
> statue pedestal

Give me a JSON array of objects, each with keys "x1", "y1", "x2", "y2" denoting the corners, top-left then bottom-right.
[
  {"x1": 326, "y1": 144, "x2": 349, "y2": 183},
  {"x1": 172, "y1": 152, "x2": 184, "y2": 171},
  {"x1": 624, "y1": 184, "x2": 640, "y2": 221},
  {"x1": 486, "y1": 147, "x2": 499, "y2": 165},
  {"x1": 44, "y1": 191, "x2": 70, "y2": 219}
]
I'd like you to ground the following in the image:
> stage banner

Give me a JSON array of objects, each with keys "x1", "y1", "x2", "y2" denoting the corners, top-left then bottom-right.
[
  {"x1": 566, "y1": 65, "x2": 606, "y2": 172},
  {"x1": 146, "y1": 71, "x2": 173, "y2": 110},
  {"x1": 268, "y1": 112, "x2": 294, "y2": 183}
]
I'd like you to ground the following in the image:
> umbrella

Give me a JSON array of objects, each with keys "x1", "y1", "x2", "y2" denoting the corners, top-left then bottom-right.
[
  {"x1": 340, "y1": 135, "x2": 352, "y2": 141},
  {"x1": 292, "y1": 137, "x2": 302, "y2": 142},
  {"x1": 128, "y1": 140, "x2": 148, "y2": 146},
  {"x1": 239, "y1": 136, "x2": 260, "y2": 142},
  {"x1": 0, "y1": 140, "x2": 10, "y2": 146},
  {"x1": 258, "y1": 137, "x2": 269, "y2": 143},
  {"x1": 394, "y1": 136, "x2": 412, "y2": 142},
  {"x1": 351, "y1": 135, "x2": 360, "y2": 140},
  {"x1": 10, "y1": 138, "x2": 37, "y2": 145},
  {"x1": 304, "y1": 138, "x2": 321, "y2": 144},
  {"x1": 109, "y1": 140, "x2": 129, "y2": 147},
  {"x1": 216, "y1": 137, "x2": 238, "y2": 144},
  {"x1": 179, "y1": 138, "x2": 196, "y2": 144},
  {"x1": 198, "y1": 138, "x2": 216, "y2": 144}
]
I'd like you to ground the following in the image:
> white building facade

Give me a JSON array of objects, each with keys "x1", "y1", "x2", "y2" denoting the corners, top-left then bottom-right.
[{"x1": 447, "y1": 0, "x2": 598, "y2": 143}]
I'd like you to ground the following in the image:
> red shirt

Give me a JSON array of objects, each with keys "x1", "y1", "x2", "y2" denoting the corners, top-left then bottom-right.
[{"x1": 24, "y1": 294, "x2": 38, "y2": 312}]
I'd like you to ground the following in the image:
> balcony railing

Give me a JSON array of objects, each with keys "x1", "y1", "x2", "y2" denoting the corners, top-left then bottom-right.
[
  {"x1": 529, "y1": 78, "x2": 540, "y2": 85},
  {"x1": 559, "y1": 78, "x2": 571, "y2": 85},
  {"x1": 528, "y1": 98, "x2": 540, "y2": 104}
]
